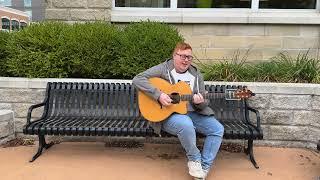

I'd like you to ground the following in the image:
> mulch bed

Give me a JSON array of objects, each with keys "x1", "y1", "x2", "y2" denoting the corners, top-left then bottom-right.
[
  {"x1": 1, "y1": 137, "x2": 35, "y2": 148},
  {"x1": 2, "y1": 137, "x2": 245, "y2": 153}
]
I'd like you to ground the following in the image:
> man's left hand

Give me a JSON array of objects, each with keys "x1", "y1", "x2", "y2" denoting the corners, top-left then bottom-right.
[{"x1": 193, "y1": 93, "x2": 204, "y2": 104}]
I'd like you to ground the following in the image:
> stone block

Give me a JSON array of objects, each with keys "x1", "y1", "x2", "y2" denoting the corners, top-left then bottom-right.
[
  {"x1": 88, "y1": 0, "x2": 112, "y2": 8},
  {"x1": 192, "y1": 24, "x2": 229, "y2": 36},
  {"x1": 46, "y1": 9, "x2": 70, "y2": 20},
  {"x1": 194, "y1": 48, "x2": 264, "y2": 61},
  {"x1": 247, "y1": 37, "x2": 282, "y2": 48},
  {"x1": 260, "y1": 124, "x2": 270, "y2": 139},
  {"x1": 268, "y1": 125, "x2": 310, "y2": 141},
  {"x1": 265, "y1": 25, "x2": 300, "y2": 36},
  {"x1": 248, "y1": 94, "x2": 271, "y2": 109},
  {"x1": 213, "y1": 36, "x2": 247, "y2": 48},
  {"x1": 248, "y1": 109, "x2": 264, "y2": 125},
  {"x1": 0, "y1": 110, "x2": 14, "y2": 138},
  {"x1": 308, "y1": 127, "x2": 320, "y2": 143},
  {"x1": 174, "y1": 24, "x2": 193, "y2": 37},
  {"x1": 243, "y1": 49, "x2": 263, "y2": 61},
  {"x1": 0, "y1": 89, "x2": 45, "y2": 103},
  {"x1": 0, "y1": 121, "x2": 10, "y2": 138},
  {"x1": 280, "y1": 49, "x2": 319, "y2": 59},
  {"x1": 259, "y1": 110, "x2": 293, "y2": 125},
  {"x1": 270, "y1": 95, "x2": 311, "y2": 110},
  {"x1": 192, "y1": 48, "x2": 217, "y2": 61},
  {"x1": 70, "y1": 9, "x2": 111, "y2": 21},
  {"x1": 262, "y1": 49, "x2": 282, "y2": 60},
  {"x1": 293, "y1": 111, "x2": 319, "y2": 126},
  {"x1": 0, "y1": 103, "x2": 12, "y2": 110},
  {"x1": 282, "y1": 37, "x2": 320, "y2": 49},
  {"x1": 12, "y1": 103, "x2": 44, "y2": 118},
  {"x1": 188, "y1": 35, "x2": 213, "y2": 48},
  {"x1": 0, "y1": 78, "x2": 28, "y2": 88},
  {"x1": 229, "y1": 25, "x2": 265, "y2": 36},
  {"x1": 299, "y1": 25, "x2": 320, "y2": 37},
  {"x1": 52, "y1": 0, "x2": 87, "y2": 8},
  {"x1": 14, "y1": 118, "x2": 26, "y2": 133},
  {"x1": 0, "y1": 110, "x2": 13, "y2": 122}
]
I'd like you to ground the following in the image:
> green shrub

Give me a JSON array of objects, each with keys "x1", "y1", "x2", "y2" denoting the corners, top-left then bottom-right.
[
  {"x1": 270, "y1": 52, "x2": 320, "y2": 83},
  {"x1": 6, "y1": 21, "x2": 182, "y2": 79},
  {"x1": 6, "y1": 21, "x2": 120, "y2": 78},
  {"x1": 6, "y1": 22, "x2": 71, "y2": 77},
  {"x1": 61, "y1": 22, "x2": 120, "y2": 78},
  {"x1": 112, "y1": 21, "x2": 184, "y2": 79},
  {"x1": 0, "y1": 31, "x2": 10, "y2": 76},
  {"x1": 199, "y1": 51, "x2": 320, "y2": 83},
  {"x1": 199, "y1": 50, "x2": 254, "y2": 82}
]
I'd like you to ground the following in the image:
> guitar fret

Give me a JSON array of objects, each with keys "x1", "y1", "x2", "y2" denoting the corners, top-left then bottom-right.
[{"x1": 181, "y1": 93, "x2": 225, "y2": 101}]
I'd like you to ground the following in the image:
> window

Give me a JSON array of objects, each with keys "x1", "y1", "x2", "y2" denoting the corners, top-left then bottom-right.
[
  {"x1": 259, "y1": 0, "x2": 316, "y2": 9},
  {"x1": 1, "y1": 18, "x2": 10, "y2": 30},
  {"x1": 0, "y1": 0, "x2": 11, "y2": 6},
  {"x1": 11, "y1": 20, "x2": 19, "y2": 31},
  {"x1": 24, "y1": 10, "x2": 32, "y2": 20},
  {"x1": 112, "y1": 0, "x2": 320, "y2": 24},
  {"x1": 20, "y1": 22, "x2": 27, "y2": 29},
  {"x1": 114, "y1": 0, "x2": 318, "y2": 9},
  {"x1": 178, "y1": 0, "x2": 251, "y2": 8},
  {"x1": 115, "y1": 0, "x2": 170, "y2": 7},
  {"x1": 24, "y1": 0, "x2": 32, "y2": 7}
]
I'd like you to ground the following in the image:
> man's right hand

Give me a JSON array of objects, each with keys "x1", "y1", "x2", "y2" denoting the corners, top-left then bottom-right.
[{"x1": 158, "y1": 93, "x2": 172, "y2": 106}]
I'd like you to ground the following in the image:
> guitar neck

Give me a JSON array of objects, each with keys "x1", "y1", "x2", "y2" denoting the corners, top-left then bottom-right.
[{"x1": 181, "y1": 93, "x2": 227, "y2": 101}]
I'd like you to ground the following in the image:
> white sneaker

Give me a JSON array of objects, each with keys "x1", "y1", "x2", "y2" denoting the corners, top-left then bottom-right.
[
  {"x1": 203, "y1": 169, "x2": 209, "y2": 178},
  {"x1": 188, "y1": 161, "x2": 205, "y2": 178},
  {"x1": 194, "y1": 169, "x2": 209, "y2": 180}
]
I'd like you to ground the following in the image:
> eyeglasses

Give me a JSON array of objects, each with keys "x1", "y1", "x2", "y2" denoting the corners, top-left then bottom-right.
[{"x1": 175, "y1": 53, "x2": 193, "y2": 61}]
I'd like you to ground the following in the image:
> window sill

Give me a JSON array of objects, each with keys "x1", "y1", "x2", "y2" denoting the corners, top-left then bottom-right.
[{"x1": 111, "y1": 8, "x2": 320, "y2": 24}]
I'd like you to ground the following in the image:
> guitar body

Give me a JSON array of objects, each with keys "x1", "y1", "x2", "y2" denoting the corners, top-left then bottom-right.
[{"x1": 138, "y1": 77, "x2": 192, "y2": 122}]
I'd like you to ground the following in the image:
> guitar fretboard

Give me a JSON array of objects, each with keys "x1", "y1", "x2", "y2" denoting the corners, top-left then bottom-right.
[{"x1": 180, "y1": 93, "x2": 230, "y2": 101}]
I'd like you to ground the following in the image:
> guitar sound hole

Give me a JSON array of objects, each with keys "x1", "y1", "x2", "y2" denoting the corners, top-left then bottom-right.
[{"x1": 170, "y1": 92, "x2": 180, "y2": 104}]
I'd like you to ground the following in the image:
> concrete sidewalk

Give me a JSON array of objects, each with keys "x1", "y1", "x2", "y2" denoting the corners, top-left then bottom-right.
[{"x1": 0, "y1": 142, "x2": 319, "y2": 180}]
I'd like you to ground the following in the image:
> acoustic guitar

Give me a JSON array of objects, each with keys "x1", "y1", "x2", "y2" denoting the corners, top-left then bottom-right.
[{"x1": 138, "y1": 77, "x2": 255, "y2": 122}]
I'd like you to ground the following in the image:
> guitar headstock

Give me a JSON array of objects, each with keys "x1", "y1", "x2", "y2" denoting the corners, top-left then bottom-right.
[
  {"x1": 235, "y1": 88, "x2": 255, "y2": 99},
  {"x1": 225, "y1": 87, "x2": 255, "y2": 100}
]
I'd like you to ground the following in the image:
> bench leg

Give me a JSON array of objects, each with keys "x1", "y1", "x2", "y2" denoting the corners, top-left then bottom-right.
[
  {"x1": 29, "y1": 135, "x2": 54, "y2": 162},
  {"x1": 245, "y1": 139, "x2": 259, "y2": 169}
]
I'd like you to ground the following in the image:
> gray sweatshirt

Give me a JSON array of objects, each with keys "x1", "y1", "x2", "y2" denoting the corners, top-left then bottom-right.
[{"x1": 132, "y1": 59, "x2": 214, "y2": 135}]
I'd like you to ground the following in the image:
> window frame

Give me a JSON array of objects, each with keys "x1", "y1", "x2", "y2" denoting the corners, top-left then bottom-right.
[
  {"x1": 11, "y1": 19, "x2": 19, "y2": 31},
  {"x1": 20, "y1": 21, "x2": 27, "y2": 29},
  {"x1": 1, "y1": 17, "x2": 10, "y2": 30},
  {"x1": 111, "y1": 0, "x2": 320, "y2": 24}
]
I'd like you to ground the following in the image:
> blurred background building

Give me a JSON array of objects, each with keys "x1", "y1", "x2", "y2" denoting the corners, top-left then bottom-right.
[{"x1": 0, "y1": 0, "x2": 45, "y2": 21}]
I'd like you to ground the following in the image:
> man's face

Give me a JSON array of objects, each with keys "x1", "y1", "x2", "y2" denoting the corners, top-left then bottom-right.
[{"x1": 173, "y1": 49, "x2": 193, "y2": 73}]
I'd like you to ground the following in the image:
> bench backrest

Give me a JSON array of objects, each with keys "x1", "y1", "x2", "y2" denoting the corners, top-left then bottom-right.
[
  {"x1": 44, "y1": 82, "x2": 140, "y2": 119},
  {"x1": 205, "y1": 84, "x2": 247, "y2": 123},
  {"x1": 43, "y1": 82, "x2": 248, "y2": 123}
]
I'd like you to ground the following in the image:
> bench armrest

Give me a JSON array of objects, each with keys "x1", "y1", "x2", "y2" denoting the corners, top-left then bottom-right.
[
  {"x1": 246, "y1": 106, "x2": 261, "y2": 129},
  {"x1": 27, "y1": 102, "x2": 46, "y2": 125}
]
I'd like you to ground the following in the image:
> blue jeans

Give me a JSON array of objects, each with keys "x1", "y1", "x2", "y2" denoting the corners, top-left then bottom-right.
[{"x1": 162, "y1": 111, "x2": 224, "y2": 170}]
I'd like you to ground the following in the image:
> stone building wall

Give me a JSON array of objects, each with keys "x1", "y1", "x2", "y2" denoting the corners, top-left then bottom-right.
[
  {"x1": 44, "y1": 0, "x2": 320, "y2": 62},
  {"x1": 45, "y1": 0, "x2": 112, "y2": 22},
  {"x1": 176, "y1": 24, "x2": 320, "y2": 62}
]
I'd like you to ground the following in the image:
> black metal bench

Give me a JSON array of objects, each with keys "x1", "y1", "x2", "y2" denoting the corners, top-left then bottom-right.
[{"x1": 23, "y1": 82, "x2": 263, "y2": 168}]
